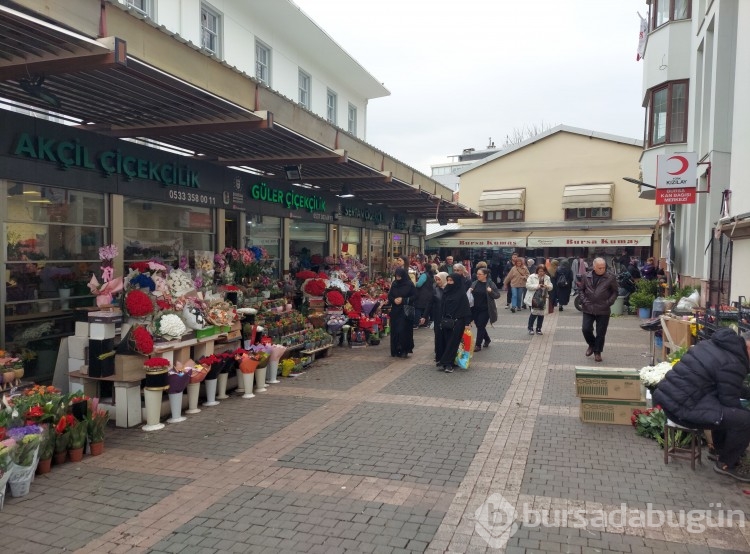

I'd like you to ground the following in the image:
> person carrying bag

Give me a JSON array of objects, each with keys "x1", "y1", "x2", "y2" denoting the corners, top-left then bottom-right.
[
  {"x1": 437, "y1": 273, "x2": 472, "y2": 373},
  {"x1": 469, "y1": 267, "x2": 501, "y2": 351}
]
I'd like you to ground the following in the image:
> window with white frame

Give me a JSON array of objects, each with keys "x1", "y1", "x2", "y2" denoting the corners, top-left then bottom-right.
[
  {"x1": 651, "y1": 0, "x2": 691, "y2": 30},
  {"x1": 255, "y1": 40, "x2": 271, "y2": 86},
  {"x1": 298, "y1": 69, "x2": 311, "y2": 108},
  {"x1": 348, "y1": 103, "x2": 357, "y2": 134},
  {"x1": 125, "y1": 0, "x2": 153, "y2": 18},
  {"x1": 326, "y1": 89, "x2": 337, "y2": 124},
  {"x1": 648, "y1": 80, "x2": 688, "y2": 146},
  {"x1": 201, "y1": 3, "x2": 221, "y2": 56}
]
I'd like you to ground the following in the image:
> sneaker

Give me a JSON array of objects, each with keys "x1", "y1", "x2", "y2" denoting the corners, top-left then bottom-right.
[
  {"x1": 536, "y1": 330, "x2": 543, "y2": 335},
  {"x1": 713, "y1": 461, "x2": 750, "y2": 482},
  {"x1": 444, "y1": 366, "x2": 454, "y2": 373},
  {"x1": 528, "y1": 329, "x2": 534, "y2": 335}
]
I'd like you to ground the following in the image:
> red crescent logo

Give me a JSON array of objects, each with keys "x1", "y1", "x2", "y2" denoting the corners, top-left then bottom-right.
[{"x1": 667, "y1": 155, "x2": 689, "y2": 175}]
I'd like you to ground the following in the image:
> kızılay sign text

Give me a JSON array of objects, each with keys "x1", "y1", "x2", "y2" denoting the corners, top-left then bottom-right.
[
  {"x1": 250, "y1": 181, "x2": 326, "y2": 213},
  {"x1": 12, "y1": 132, "x2": 200, "y2": 187}
]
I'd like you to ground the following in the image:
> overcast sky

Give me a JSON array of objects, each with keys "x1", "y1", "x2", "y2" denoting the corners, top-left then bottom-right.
[{"x1": 292, "y1": 0, "x2": 647, "y2": 175}]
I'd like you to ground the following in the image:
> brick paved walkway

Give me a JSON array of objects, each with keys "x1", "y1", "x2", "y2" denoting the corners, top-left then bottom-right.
[{"x1": 2, "y1": 306, "x2": 749, "y2": 553}]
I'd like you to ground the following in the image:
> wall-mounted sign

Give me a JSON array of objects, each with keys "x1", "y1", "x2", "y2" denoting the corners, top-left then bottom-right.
[
  {"x1": 427, "y1": 238, "x2": 524, "y2": 248},
  {"x1": 250, "y1": 181, "x2": 326, "y2": 213},
  {"x1": 526, "y1": 235, "x2": 651, "y2": 247},
  {"x1": 656, "y1": 152, "x2": 697, "y2": 205}
]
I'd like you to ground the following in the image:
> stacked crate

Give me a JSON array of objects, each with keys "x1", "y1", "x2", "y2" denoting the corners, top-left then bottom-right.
[{"x1": 575, "y1": 366, "x2": 646, "y2": 425}]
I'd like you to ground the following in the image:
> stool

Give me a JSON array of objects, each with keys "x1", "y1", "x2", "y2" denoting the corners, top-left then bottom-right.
[{"x1": 663, "y1": 419, "x2": 703, "y2": 470}]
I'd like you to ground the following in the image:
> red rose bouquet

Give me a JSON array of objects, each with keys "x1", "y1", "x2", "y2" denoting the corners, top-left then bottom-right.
[{"x1": 124, "y1": 289, "x2": 154, "y2": 318}]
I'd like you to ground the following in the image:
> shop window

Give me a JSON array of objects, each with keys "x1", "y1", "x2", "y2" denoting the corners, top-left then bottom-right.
[
  {"x1": 201, "y1": 3, "x2": 221, "y2": 56},
  {"x1": 298, "y1": 69, "x2": 311, "y2": 109},
  {"x1": 648, "y1": 80, "x2": 688, "y2": 146},
  {"x1": 290, "y1": 221, "x2": 328, "y2": 271},
  {"x1": 564, "y1": 207, "x2": 612, "y2": 220},
  {"x1": 247, "y1": 215, "x2": 281, "y2": 278},
  {"x1": 651, "y1": 0, "x2": 690, "y2": 30},
  {"x1": 123, "y1": 199, "x2": 214, "y2": 263},
  {"x1": 255, "y1": 39, "x2": 271, "y2": 86},
  {"x1": 483, "y1": 210, "x2": 524, "y2": 222}
]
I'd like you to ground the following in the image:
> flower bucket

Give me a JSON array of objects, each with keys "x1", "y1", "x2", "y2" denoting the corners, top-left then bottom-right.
[
  {"x1": 9, "y1": 463, "x2": 36, "y2": 497},
  {"x1": 206, "y1": 362, "x2": 223, "y2": 380},
  {"x1": 266, "y1": 360, "x2": 280, "y2": 384},
  {"x1": 638, "y1": 307, "x2": 652, "y2": 319},
  {"x1": 53, "y1": 451, "x2": 67, "y2": 465},
  {"x1": 143, "y1": 366, "x2": 170, "y2": 391},
  {"x1": 188, "y1": 365, "x2": 209, "y2": 384}
]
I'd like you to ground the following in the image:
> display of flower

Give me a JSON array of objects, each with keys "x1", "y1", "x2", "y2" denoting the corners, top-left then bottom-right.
[
  {"x1": 39, "y1": 424, "x2": 55, "y2": 461},
  {"x1": 153, "y1": 313, "x2": 187, "y2": 341},
  {"x1": 16, "y1": 321, "x2": 55, "y2": 343},
  {"x1": 639, "y1": 361, "x2": 673, "y2": 389},
  {"x1": 0, "y1": 352, "x2": 24, "y2": 371},
  {"x1": 324, "y1": 289, "x2": 345, "y2": 307},
  {"x1": 127, "y1": 271, "x2": 156, "y2": 291},
  {"x1": 53, "y1": 272, "x2": 76, "y2": 289},
  {"x1": 99, "y1": 243, "x2": 119, "y2": 282},
  {"x1": 54, "y1": 414, "x2": 75, "y2": 453},
  {"x1": 86, "y1": 408, "x2": 110, "y2": 444},
  {"x1": 124, "y1": 289, "x2": 154, "y2": 318},
  {"x1": 167, "y1": 268, "x2": 195, "y2": 298},
  {"x1": 205, "y1": 301, "x2": 236, "y2": 326},
  {"x1": 0, "y1": 440, "x2": 16, "y2": 475},
  {"x1": 131, "y1": 325, "x2": 155, "y2": 355},
  {"x1": 65, "y1": 418, "x2": 88, "y2": 450},
  {"x1": 7, "y1": 424, "x2": 43, "y2": 466},
  {"x1": 295, "y1": 270, "x2": 317, "y2": 281},
  {"x1": 302, "y1": 278, "x2": 327, "y2": 297}
]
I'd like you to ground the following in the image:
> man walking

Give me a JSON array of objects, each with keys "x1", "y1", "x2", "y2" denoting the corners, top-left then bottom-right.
[{"x1": 579, "y1": 257, "x2": 619, "y2": 363}]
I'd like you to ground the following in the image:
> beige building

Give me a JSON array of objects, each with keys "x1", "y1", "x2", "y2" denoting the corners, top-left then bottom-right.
[{"x1": 427, "y1": 126, "x2": 660, "y2": 266}]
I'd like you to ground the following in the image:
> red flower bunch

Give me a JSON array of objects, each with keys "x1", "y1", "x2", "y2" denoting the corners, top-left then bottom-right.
[
  {"x1": 25, "y1": 405, "x2": 44, "y2": 420},
  {"x1": 199, "y1": 355, "x2": 220, "y2": 366},
  {"x1": 156, "y1": 298, "x2": 173, "y2": 311},
  {"x1": 303, "y1": 278, "x2": 327, "y2": 296},
  {"x1": 130, "y1": 261, "x2": 151, "y2": 273},
  {"x1": 325, "y1": 289, "x2": 345, "y2": 307},
  {"x1": 295, "y1": 270, "x2": 317, "y2": 280},
  {"x1": 317, "y1": 272, "x2": 328, "y2": 279},
  {"x1": 125, "y1": 289, "x2": 154, "y2": 317},
  {"x1": 348, "y1": 291, "x2": 362, "y2": 314},
  {"x1": 55, "y1": 414, "x2": 76, "y2": 435},
  {"x1": 132, "y1": 326, "x2": 154, "y2": 355},
  {"x1": 144, "y1": 357, "x2": 170, "y2": 368},
  {"x1": 222, "y1": 285, "x2": 240, "y2": 292}
]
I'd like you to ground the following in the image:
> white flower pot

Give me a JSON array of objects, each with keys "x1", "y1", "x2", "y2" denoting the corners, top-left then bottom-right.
[
  {"x1": 254, "y1": 365, "x2": 267, "y2": 393},
  {"x1": 203, "y1": 378, "x2": 220, "y2": 406},
  {"x1": 240, "y1": 372, "x2": 255, "y2": 398},
  {"x1": 142, "y1": 389, "x2": 165, "y2": 431},
  {"x1": 58, "y1": 287, "x2": 71, "y2": 310},
  {"x1": 167, "y1": 392, "x2": 186, "y2": 423},
  {"x1": 216, "y1": 372, "x2": 229, "y2": 399},
  {"x1": 266, "y1": 360, "x2": 280, "y2": 384},
  {"x1": 185, "y1": 382, "x2": 201, "y2": 414}
]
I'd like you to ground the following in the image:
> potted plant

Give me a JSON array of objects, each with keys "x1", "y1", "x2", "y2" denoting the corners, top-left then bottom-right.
[
  {"x1": 66, "y1": 418, "x2": 88, "y2": 462},
  {"x1": 630, "y1": 291, "x2": 656, "y2": 318},
  {"x1": 54, "y1": 414, "x2": 75, "y2": 464},
  {"x1": 7, "y1": 425, "x2": 43, "y2": 497},
  {"x1": 86, "y1": 405, "x2": 110, "y2": 455},
  {"x1": 36, "y1": 424, "x2": 55, "y2": 474}
]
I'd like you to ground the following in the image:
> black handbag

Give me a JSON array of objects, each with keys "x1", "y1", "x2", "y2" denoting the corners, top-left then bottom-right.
[
  {"x1": 531, "y1": 288, "x2": 547, "y2": 310},
  {"x1": 440, "y1": 317, "x2": 456, "y2": 330},
  {"x1": 403, "y1": 304, "x2": 416, "y2": 322}
]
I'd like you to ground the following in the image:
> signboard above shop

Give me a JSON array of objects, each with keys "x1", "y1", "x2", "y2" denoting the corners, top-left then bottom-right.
[
  {"x1": 656, "y1": 152, "x2": 697, "y2": 205},
  {"x1": 426, "y1": 237, "x2": 525, "y2": 248},
  {"x1": 527, "y1": 235, "x2": 652, "y2": 247}
]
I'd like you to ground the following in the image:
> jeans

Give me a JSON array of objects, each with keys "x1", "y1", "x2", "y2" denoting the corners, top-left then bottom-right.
[
  {"x1": 511, "y1": 287, "x2": 525, "y2": 309},
  {"x1": 581, "y1": 312, "x2": 611, "y2": 353}
]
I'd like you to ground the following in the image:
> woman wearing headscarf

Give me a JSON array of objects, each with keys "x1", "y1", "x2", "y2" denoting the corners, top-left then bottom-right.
[
  {"x1": 428, "y1": 271, "x2": 449, "y2": 362},
  {"x1": 413, "y1": 264, "x2": 435, "y2": 329},
  {"x1": 555, "y1": 260, "x2": 574, "y2": 311},
  {"x1": 437, "y1": 273, "x2": 472, "y2": 373},
  {"x1": 388, "y1": 267, "x2": 416, "y2": 358}
]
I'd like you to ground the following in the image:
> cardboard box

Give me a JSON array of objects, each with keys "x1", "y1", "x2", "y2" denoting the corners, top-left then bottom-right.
[
  {"x1": 114, "y1": 355, "x2": 146, "y2": 381},
  {"x1": 68, "y1": 336, "x2": 89, "y2": 360},
  {"x1": 579, "y1": 398, "x2": 647, "y2": 425},
  {"x1": 575, "y1": 366, "x2": 642, "y2": 400},
  {"x1": 75, "y1": 321, "x2": 90, "y2": 337}
]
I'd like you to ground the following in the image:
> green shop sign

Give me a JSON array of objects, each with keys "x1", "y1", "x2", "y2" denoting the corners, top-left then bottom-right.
[
  {"x1": 342, "y1": 205, "x2": 384, "y2": 224},
  {"x1": 250, "y1": 181, "x2": 326, "y2": 213},
  {"x1": 12, "y1": 132, "x2": 199, "y2": 187}
]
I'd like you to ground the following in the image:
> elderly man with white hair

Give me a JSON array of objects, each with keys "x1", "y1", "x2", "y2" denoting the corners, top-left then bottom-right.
[{"x1": 579, "y1": 257, "x2": 619, "y2": 363}]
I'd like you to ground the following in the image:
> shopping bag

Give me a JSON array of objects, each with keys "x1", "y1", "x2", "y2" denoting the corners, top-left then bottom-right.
[{"x1": 455, "y1": 326, "x2": 474, "y2": 369}]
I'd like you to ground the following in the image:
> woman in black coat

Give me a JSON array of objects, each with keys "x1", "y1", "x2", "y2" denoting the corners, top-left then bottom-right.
[
  {"x1": 555, "y1": 261, "x2": 574, "y2": 311},
  {"x1": 437, "y1": 273, "x2": 472, "y2": 373},
  {"x1": 413, "y1": 266, "x2": 435, "y2": 329},
  {"x1": 654, "y1": 329, "x2": 750, "y2": 479},
  {"x1": 427, "y1": 271, "x2": 449, "y2": 362},
  {"x1": 387, "y1": 267, "x2": 416, "y2": 358},
  {"x1": 469, "y1": 268, "x2": 501, "y2": 351}
]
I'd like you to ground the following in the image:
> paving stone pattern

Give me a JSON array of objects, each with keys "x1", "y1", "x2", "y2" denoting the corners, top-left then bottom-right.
[
  {"x1": 149, "y1": 486, "x2": 445, "y2": 554},
  {"x1": 2, "y1": 307, "x2": 749, "y2": 553},
  {"x1": 379, "y1": 360, "x2": 518, "y2": 402},
  {"x1": 278, "y1": 402, "x2": 493, "y2": 486}
]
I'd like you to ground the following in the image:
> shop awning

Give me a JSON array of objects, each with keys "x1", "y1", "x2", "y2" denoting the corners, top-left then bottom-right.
[
  {"x1": 526, "y1": 229, "x2": 652, "y2": 247},
  {"x1": 561, "y1": 184, "x2": 614, "y2": 209},
  {"x1": 478, "y1": 188, "x2": 525, "y2": 211},
  {"x1": 426, "y1": 232, "x2": 528, "y2": 249}
]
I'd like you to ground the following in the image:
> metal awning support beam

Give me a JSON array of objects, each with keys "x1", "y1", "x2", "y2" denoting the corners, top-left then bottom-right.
[
  {"x1": 105, "y1": 113, "x2": 271, "y2": 138},
  {"x1": 218, "y1": 148, "x2": 347, "y2": 166}
]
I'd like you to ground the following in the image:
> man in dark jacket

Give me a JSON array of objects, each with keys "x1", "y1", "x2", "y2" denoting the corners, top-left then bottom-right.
[
  {"x1": 579, "y1": 257, "x2": 619, "y2": 362},
  {"x1": 653, "y1": 329, "x2": 750, "y2": 482}
]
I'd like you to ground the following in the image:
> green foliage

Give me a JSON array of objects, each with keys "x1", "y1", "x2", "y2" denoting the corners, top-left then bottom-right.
[
  {"x1": 635, "y1": 279, "x2": 659, "y2": 296},
  {"x1": 632, "y1": 407, "x2": 694, "y2": 448},
  {"x1": 630, "y1": 290, "x2": 656, "y2": 309}
]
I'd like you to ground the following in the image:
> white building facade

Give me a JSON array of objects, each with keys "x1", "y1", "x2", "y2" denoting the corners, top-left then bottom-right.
[{"x1": 638, "y1": 0, "x2": 749, "y2": 304}]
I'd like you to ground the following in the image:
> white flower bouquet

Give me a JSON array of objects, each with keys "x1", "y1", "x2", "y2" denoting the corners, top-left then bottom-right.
[
  {"x1": 167, "y1": 269, "x2": 195, "y2": 298},
  {"x1": 639, "y1": 361, "x2": 673, "y2": 388},
  {"x1": 153, "y1": 313, "x2": 187, "y2": 341}
]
